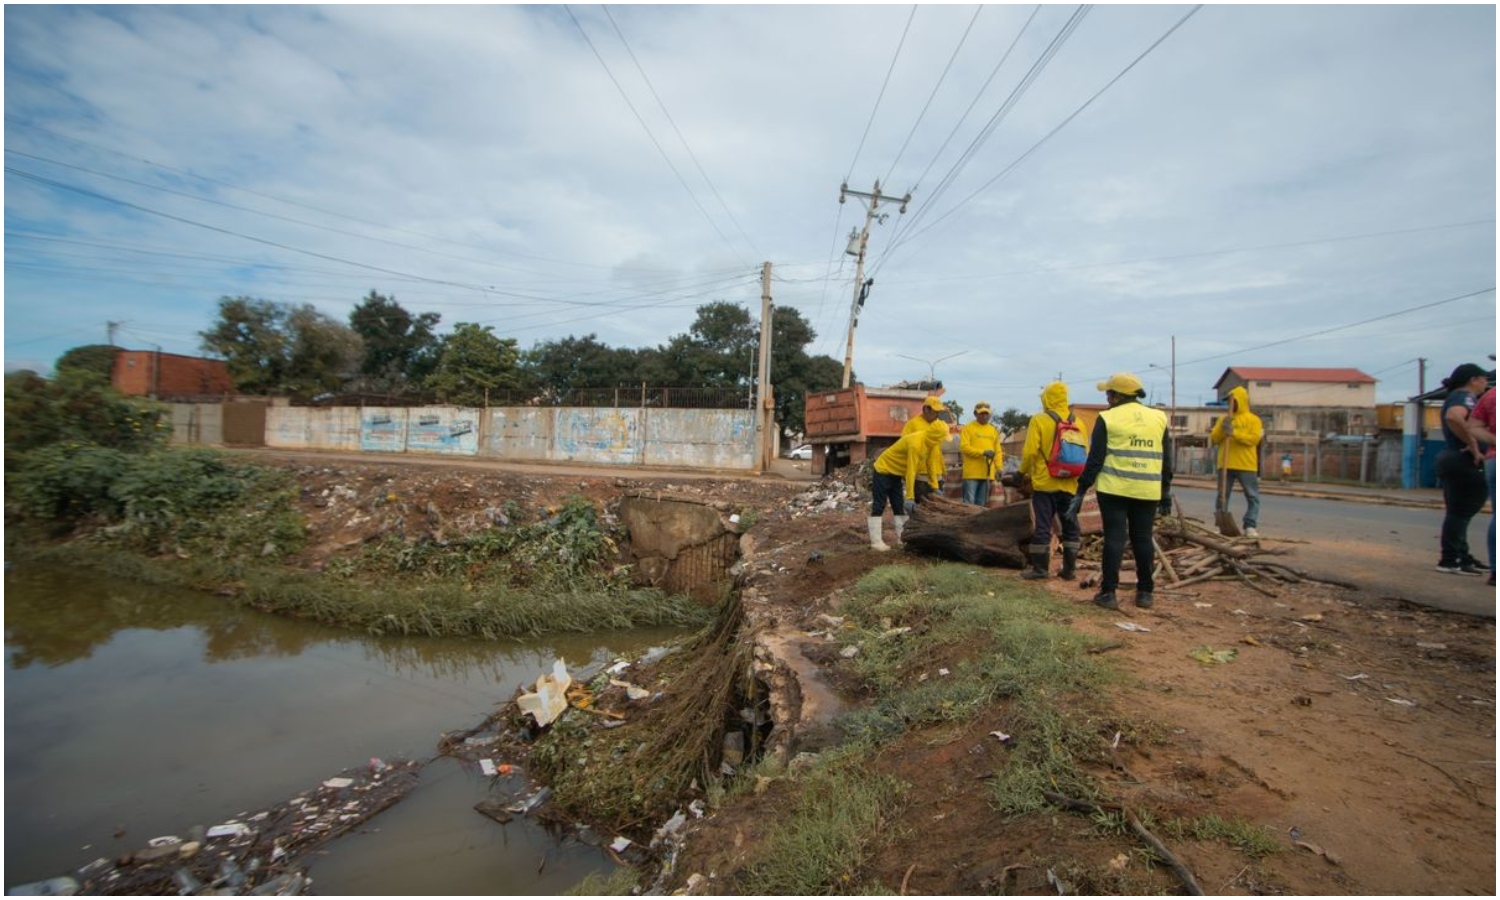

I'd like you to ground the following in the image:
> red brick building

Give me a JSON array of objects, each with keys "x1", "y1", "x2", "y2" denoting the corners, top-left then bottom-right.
[{"x1": 112, "y1": 350, "x2": 236, "y2": 399}]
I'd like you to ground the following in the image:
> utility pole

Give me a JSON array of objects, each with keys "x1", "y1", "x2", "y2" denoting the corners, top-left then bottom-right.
[
  {"x1": 839, "y1": 180, "x2": 911, "y2": 388},
  {"x1": 1170, "y1": 334, "x2": 1177, "y2": 430},
  {"x1": 107, "y1": 321, "x2": 120, "y2": 346},
  {"x1": 756, "y1": 262, "x2": 775, "y2": 473}
]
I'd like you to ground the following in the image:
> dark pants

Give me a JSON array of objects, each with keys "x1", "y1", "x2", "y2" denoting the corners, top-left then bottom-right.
[
  {"x1": 871, "y1": 471, "x2": 906, "y2": 517},
  {"x1": 1097, "y1": 492, "x2": 1157, "y2": 593},
  {"x1": 1436, "y1": 448, "x2": 1487, "y2": 564},
  {"x1": 1031, "y1": 490, "x2": 1081, "y2": 549}
]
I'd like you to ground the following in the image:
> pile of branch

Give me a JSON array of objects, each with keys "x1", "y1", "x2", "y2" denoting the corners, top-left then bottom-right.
[{"x1": 1148, "y1": 516, "x2": 1348, "y2": 595}]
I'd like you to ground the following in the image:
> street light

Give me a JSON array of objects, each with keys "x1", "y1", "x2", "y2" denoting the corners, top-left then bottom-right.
[
  {"x1": 895, "y1": 351, "x2": 969, "y2": 387},
  {"x1": 1148, "y1": 335, "x2": 1177, "y2": 431}
]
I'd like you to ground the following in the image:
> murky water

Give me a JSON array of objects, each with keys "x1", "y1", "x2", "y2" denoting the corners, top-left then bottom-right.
[{"x1": 4, "y1": 563, "x2": 684, "y2": 893}]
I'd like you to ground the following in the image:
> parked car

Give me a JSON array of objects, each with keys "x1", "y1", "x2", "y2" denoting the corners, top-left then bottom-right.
[{"x1": 788, "y1": 444, "x2": 812, "y2": 460}]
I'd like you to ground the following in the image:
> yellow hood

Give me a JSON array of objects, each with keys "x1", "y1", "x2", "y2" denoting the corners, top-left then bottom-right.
[
  {"x1": 1041, "y1": 382, "x2": 1071, "y2": 418},
  {"x1": 1227, "y1": 385, "x2": 1252, "y2": 416}
]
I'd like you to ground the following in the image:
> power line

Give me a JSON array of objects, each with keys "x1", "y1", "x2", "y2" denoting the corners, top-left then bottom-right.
[
  {"x1": 882, "y1": 5, "x2": 985, "y2": 187},
  {"x1": 601, "y1": 5, "x2": 763, "y2": 261},
  {"x1": 886, "y1": 4, "x2": 1204, "y2": 263},
  {"x1": 845, "y1": 4, "x2": 919, "y2": 181},
  {"x1": 564, "y1": 5, "x2": 749, "y2": 267}
]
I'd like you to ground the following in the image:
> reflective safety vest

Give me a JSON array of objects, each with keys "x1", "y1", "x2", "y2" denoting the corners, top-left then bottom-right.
[{"x1": 1096, "y1": 402, "x2": 1168, "y2": 500}]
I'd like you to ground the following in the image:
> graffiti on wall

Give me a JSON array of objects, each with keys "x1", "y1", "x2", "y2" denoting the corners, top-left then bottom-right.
[
  {"x1": 406, "y1": 409, "x2": 479, "y2": 456},
  {"x1": 556, "y1": 409, "x2": 640, "y2": 464},
  {"x1": 360, "y1": 410, "x2": 405, "y2": 453}
]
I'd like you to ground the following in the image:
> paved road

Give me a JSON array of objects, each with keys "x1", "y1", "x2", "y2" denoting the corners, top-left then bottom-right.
[{"x1": 1173, "y1": 482, "x2": 1494, "y2": 618}]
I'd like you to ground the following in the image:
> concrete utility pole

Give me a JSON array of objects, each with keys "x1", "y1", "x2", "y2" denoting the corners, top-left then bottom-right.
[
  {"x1": 107, "y1": 321, "x2": 120, "y2": 346},
  {"x1": 756, "y1": 262, "x2": 775, "y2": 472},
  {"x1": 838, "y1": 180, "x2": 911, "y2": 388}
]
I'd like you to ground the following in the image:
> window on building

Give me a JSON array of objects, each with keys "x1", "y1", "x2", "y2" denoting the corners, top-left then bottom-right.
[{"x1": 1256, "y1": 380, "x2": 1272, "y2": 387}]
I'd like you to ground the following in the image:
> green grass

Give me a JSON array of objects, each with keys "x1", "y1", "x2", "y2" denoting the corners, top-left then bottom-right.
[
  {"x1": 737, "y1": 751, "x2": 906, "y2": 896},
  {"x1": 1163, "y1": 813, "x2": 1285, "y2": 858}
]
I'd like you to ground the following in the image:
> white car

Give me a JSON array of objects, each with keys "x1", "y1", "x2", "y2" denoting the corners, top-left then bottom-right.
[{"x1": 788, "y1": 445, "x2": 812, "y2": 460}]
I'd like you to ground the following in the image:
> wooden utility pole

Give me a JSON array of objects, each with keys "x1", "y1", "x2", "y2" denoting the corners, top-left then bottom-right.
[
  {"x1": 757, "y1": 262, "x2": 775, "y2": 472},
  {"x1": 839, "y1": 180, "x2": 911, "y2": 388}
]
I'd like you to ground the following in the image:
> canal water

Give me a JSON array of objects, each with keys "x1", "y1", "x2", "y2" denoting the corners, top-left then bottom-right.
[{"x1": 4, "y1": 563, "x2": 685, "y2": 893}]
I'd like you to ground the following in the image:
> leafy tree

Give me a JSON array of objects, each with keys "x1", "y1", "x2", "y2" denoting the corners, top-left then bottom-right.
[
  {"x1": 650, "y1": 301, "x2": 758, "y2": 388},
  {"x1": 765, "y1": 307, "x2": 844, "y2": 439},
  {"x1": 348, "y1": 290, "x2": 441, "y2": 393},
  {"x1": 199, "y1": 296, "x2": 361, "y2": 397},
  {"x1": 520, "y1": 333, "x2": 641, "y2": 402},
  {"x1": 4, "y1": 368, "x2": 167, "y2": 469},
  {"x1": 425, "y1": 323, "x2": 520, "y2": 406},
  {"x1": 55, "y1": 344, "x2": 120, "y2": 381},
  {"x1": 998, "y1": 407, "x2": 1029, "y2": 436}
]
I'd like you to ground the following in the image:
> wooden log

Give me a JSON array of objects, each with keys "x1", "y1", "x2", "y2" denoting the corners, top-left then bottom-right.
[{"x1": 902, "y1": 495, "x2": 1031, "y2": 568}]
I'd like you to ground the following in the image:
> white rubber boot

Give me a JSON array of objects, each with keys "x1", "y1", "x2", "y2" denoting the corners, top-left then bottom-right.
[
  {"x1": 892, "y1": 515, "x2": 908, "y2": 548},
  {"x1": 867, "y1": 516, "x2": 890, "y2": 551}
]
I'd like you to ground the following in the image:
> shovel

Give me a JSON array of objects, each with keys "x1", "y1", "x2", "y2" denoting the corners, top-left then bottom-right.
[{"x1": 1215, "y1": 463, "x2": 1241, "y2": 537}]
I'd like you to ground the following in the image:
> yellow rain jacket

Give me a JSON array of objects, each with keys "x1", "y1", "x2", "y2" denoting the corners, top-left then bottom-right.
[
  {"x1": 1210, "y1": 385, "x2": 1264, "y2": 472},
  {"x1": 876, "y1": 421, "x2": 949, "y2": 500},
  {"x1": 1021, "y1": 382, "x2": 1078, "y2": 494},
  {"x1": 960, "y1": 417, "x2": 1002, "y2": 480},
  {"x1": 901, "y1": 414, "x2": 948, "y2": 487}
]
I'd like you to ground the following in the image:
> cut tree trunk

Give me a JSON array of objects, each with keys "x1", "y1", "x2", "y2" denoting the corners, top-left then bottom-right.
[{"x1": 901, "y1": 495, "x2": 1031, "y2": 568}]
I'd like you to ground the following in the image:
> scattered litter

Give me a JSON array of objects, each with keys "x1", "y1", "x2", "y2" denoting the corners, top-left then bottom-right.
[
  {"x1": 610, "y1": 836, "x2": 634, "y2": 853},
  {"x1": 322, "y1": 777, "x2": 354, "y2": 789},
  {"x1": 1046, "y1": 867, "x2": 1069, "y2": 895},
  {"x1": 1193, "y1": 602, "x2": 1213, "y2": 609},
  {"x1": 989, "y1": 730, "x2": 1012, "y2": 743},
  {"x1": 1108, "y1": 852, "x2": 1129, "y2": 871},
  {"x1": 516, "y1": 658, "x2": 572, "y2": 727},
  {"x1": 1386, "y1": 697, "x2": 1416, "y2": 707},
  {"x1": 938, "y1": 667, "x2": 950, "y2": 677},
  {"x1": 506, "y1": 786, "x2": 552, "y2": 816},
  {"x1": 146, "y1": 836, "x2": 180, "y2": 849},
  {"x1": 1299, "y1": 613, "x2": 1324, "y2": 622},
  {"x1": 1115, "y1": 621, "x2": 1151, "y2": 633},
  {"x1": 1189, "y1": 646, "x2": 1238, "y2": 665},
  {"x1": 880, "y1": 626, "x2": 913, "y2": 638},
  {"x1": 1342, "y1": 673, "x2": 1370, "y2": 681},
  {"x1": 205, "y1": 823, "x2": 250, "y2": 840},
  {"x1": 1111, "y1": 731, "x2": 1122, "y2": 750},
  {"x1": 369, "y1": 757, "x2": 389, "y2": 773},
  {"x1": 817, "y1": 614, "x2": 845, "y2": 627},
  {"x1": 1241, "y1": 635, "x2": 1263, "y2": 647},
  {"x1": 607, "y1": 660, "x2": 631, "y2": 675},
  {"x1": 1415, "y1": 641, "x2": 1448, "y2": 650},
  {"x1": 839, "y1": 645, "x2": 860, "y2": 658},
  {"x1": 609, "y1": 678, "x2": 652, "y2": 700},
  {"x1": 1232, "y1": 608, "x2": 1249, "y2": 616},
  {"x1": 479, "y1": 758, "x2": 497, "y2": 777},
  {"x1": 688, "y1": 799, "x2": 706, "y2": 818},
  {"x1": 1294, "y1": 839, "x2": 1343, "y2": 865}
]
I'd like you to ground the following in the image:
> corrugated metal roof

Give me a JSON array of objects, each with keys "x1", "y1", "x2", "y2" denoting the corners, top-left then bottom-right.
[{"x1": 1215, "y1": 367, "x2": 1376, "y2": 389}]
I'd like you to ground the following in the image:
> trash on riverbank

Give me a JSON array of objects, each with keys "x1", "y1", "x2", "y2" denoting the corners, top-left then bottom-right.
[{"x1": 68, "y1": 759, "x2": 420, "y2": 895}]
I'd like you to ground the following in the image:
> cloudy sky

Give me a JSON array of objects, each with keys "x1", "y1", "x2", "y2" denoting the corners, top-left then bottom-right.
[{"x1": 5, "y1": 4, "x2": 1495, "y2": 412}]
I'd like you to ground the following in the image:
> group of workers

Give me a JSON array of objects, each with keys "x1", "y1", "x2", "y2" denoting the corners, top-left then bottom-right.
[{"x1": 868, "y1": 372, "x2": 1262, "y2": 612}]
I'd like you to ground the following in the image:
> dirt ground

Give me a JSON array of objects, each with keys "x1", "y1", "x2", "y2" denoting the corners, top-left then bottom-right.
[{"x1": 253, "y1": 453, "x2": 1496, "y2": 895}]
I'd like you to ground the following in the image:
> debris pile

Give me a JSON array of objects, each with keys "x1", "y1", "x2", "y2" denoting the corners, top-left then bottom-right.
[{"x1": 30, "y1": 760, "x2": 421, "y2": 896}]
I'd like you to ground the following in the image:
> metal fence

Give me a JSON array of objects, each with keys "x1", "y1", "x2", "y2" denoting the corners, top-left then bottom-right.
[{"x1": 293, "y1": 386, "x2": 752, "y2": 409}]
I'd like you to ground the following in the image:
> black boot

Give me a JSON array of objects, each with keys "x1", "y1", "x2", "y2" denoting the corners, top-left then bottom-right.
[
  {"x1": 1021, "y1": 550, "x2": 1050, "y2": 580},
  {"x1": 1093, "y1": 591, "x2": 1119, "y2": 610},
  {"x1": 1059, "y1": 542, "x2": 1079, "y2": 580},
  {"x1": 1135, "y1": 591, "x2": 1154, "y2": 609}
]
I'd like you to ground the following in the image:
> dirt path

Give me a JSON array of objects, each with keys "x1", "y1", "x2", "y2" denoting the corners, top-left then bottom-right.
[{"x1": 246, "y1": 453, "x2": 1495, "y2": 895}]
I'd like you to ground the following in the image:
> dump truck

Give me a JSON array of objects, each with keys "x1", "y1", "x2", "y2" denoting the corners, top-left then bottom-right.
[{"x1": 803, "y1": 384, "x2": 948, "y2": 476}]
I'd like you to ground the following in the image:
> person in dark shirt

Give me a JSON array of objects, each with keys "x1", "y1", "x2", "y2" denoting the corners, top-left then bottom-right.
[{"x1": 1434, "y1": 363, "x2": 1490, "y2": 575}]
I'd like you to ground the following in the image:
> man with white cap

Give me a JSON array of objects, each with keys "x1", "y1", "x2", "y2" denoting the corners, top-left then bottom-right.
[{"x1": 1065, "y1": 373, "x2": 1173, "y2": 610}]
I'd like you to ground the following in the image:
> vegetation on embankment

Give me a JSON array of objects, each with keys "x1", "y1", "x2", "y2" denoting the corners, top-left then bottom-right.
[{"x1": 4, "y1": 370, "x2": 711, "y2": 639}]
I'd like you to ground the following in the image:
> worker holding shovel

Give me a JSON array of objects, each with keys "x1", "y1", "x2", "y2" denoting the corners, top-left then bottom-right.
[
  {"x1": 1210, "y1": 385, "x2": 1265, "y2": 538},
  {"x1": 959, "y1": 401, "x2": 1002, "y2": 506}
]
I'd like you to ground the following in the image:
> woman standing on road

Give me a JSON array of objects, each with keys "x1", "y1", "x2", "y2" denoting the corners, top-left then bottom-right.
[{"x1": 1434, "y1": 363, "x2": 1491, "y2": 576}]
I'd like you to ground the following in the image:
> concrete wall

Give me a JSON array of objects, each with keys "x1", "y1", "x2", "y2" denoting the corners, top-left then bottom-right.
[
  {"x1": 166, "y1": 403, "x2": 224, "y2": 445},
  {"x1": 251, "y1": 404, "x2": 756, "y2": 471}
]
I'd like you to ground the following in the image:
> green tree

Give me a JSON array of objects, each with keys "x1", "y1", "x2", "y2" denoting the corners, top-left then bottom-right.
[
  {"x1": 766, "y1": 307, "x2": 844, "y2": 439},
  {"x1": 519, "y1": 333, "x2": 640, "y2": 402},
  {"x1": 199, "y1": 296, "x2": 361, "y2": 397},
  {"x1": 425, "y1": 323, "x2": 520, "y2": 406},
  {"x1": 348, "y1": 290, "x2": 441, "y2": 393},
  {"x1": 649, "y1": 302, "x2": 757, "y2": 388},
  {"x1": 4, "y1": 368, "x2": 167, "y2": 468},
  {"x1": 54, "y1": 344, "x2": 120, "y2": 381},
  {"x1": 998, "y1": 407, "x2": 1029, "y2": 436}
]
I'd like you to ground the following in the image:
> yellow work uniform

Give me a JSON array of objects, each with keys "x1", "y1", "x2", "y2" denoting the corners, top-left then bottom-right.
[
  {"x1": 876, "y1": 423, "x2": 948, "y2": 500},
  {"x1": 1209, "y1": 385, "x2": 1264, "y2": 472},
  {"x1": 1021, "y1": 382, "x2": 1078, "y2": 494},
  {"x1": 959, "y1": 420, "x2": 1002, "y2": 480},
  {"x1": 1096, "y1": 402, "x2": 1168, "y2": 500},
  {"x1": 901, "y1": 415, "x2": 947, "y2": 487}
]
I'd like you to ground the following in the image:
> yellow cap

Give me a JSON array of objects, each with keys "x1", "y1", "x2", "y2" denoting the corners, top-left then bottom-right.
[
  {"x1": 974, "y1": 401, "x2": 992, "y2": 414},
  {"x1": 922, "y1": 396, "x2": 945, "y2": 412},
  {"x1": 1097, "y1": 372, "x2": 1145, "y2": 397},
  {"x1": 926, "y1": 419, "x2": 951, "y2": 443}
]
